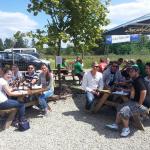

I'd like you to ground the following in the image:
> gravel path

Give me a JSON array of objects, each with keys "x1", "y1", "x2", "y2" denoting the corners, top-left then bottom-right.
[{"x1": 0, "y1": 94, "x2": 150, "y2": 150}]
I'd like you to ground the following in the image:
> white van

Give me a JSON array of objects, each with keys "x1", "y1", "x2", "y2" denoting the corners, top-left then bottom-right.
[
  {"x1": 4, "y1": 48, "x2": 37, "y2": 54},
  {"x1": 4, "y1": 48, "x2": 39, "y2": 58}
]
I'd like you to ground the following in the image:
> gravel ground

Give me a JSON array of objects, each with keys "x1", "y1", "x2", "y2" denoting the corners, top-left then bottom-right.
[{"x1": 0, "y1": 94, "x2": 150, "y2": 150}]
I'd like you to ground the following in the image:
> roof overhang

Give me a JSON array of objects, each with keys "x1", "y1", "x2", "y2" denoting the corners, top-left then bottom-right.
[{"x1": 105, "y1": 13, "x2": 150, "y2": 35}]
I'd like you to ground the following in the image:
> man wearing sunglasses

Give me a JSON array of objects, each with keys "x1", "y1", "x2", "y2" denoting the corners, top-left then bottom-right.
[
  {"x1": 82, "y1": 62, "x2": 104, "y2": 112},
  {"x1": 103, "y1": 61, "x2": 124, "y2": 89},
  {"x1": 23, "y1": 64, "x2": 39, "y2": 85},
  {"x1": 22, "y1": 64, "x2": 39, "y2": 103}
]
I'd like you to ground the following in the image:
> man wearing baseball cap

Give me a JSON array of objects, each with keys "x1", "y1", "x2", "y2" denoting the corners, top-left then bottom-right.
[{"x1": 106, "y1": 65, "x2": 148, "y2": 137}]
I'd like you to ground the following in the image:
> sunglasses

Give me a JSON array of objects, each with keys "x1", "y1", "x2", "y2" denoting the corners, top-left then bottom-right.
[
  {"x1": 94, "y1": 66, "x2": 99, "y2": 68},
  {"x1": 28, "y1": 67, "x2": 34, "y2": 70},
  {"x1": 112, "y1": 65, "x2": 118, "y2": 68},
  {"x1": 129, "y1": 69, "x2": 136, "y2": 72}
]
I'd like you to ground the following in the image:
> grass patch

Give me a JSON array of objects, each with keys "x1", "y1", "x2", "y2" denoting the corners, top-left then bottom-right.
[{"x1": 44, "y1": 54, "x2": 150, "y2": 69}]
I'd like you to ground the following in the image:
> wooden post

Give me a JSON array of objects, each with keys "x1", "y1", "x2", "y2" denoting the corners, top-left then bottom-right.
[{"x1": 57, "y1": 39, "x2": 62, "y2": 92}]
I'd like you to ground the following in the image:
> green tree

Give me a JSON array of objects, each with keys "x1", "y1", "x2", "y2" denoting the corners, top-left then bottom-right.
[
  {"x1": 31, "y1": 38, "x2": 36, "y2": 48},
  {"x1": 0, "y1": 38, "x2": 4, "y2": 51},
  {"x1": 13, "y1": 31, "x2": 28, "y2": 48},
  {"x1": 62, "y1": 44, "x2": 74, "y2": 55},
  {"x1": 3, "y1": 38, "x2": 14, "y2": 49},
  {"x1": 108, "y1": 43, "x2": 131, "y2": 55},
  {"x1": 67, "y1": 0, "x2": 110, "y2": 56},
  {"x1": 28, "y1": 0, "x2": 110, "y2": 89},
  {"x1": 27, "y1": 0, "x2": 109, "y2": 55}
]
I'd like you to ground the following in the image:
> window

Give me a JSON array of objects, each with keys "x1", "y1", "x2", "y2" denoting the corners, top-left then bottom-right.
[{"x1": 13, "y1": 50, "x2": 21, "y2": 53}]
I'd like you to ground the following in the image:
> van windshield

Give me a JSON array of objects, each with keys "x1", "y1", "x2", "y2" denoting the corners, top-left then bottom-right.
[
  {"x1": 22, "y1": 50, "x2": 35, "y2": 53},
  {"x1": 13, "y1": 50, "x2": 20, "y2": 53},
  {"x1": 4, "y1": 48, "x2": 36, "y2": 53},
  {"x1": 21, "y1": 54, "x2": 38, "y2": 61}
]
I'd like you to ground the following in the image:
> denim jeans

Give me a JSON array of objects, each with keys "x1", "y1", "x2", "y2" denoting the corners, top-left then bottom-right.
[
  {"x1": 0, "y1": 99, "x2": 25, "y2": 121},
  {"x1": 38, "y1": 89, "x2": 54, "y2": 109},
  {"x1": 85, "y1": 91, "x2": 96, "y2": 110}
]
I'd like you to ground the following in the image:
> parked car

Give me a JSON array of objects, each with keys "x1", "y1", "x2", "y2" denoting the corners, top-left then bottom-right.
[
  {"x1": 0, "y1": 52, "x2": 51, "y2": 71},
  {"x1": 4, "y1": 48, "x2": 40, "y2": 58}
]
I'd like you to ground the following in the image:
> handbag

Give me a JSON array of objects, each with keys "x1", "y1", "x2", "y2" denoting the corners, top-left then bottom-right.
[{"x1": 18, "y1": 120, "x2": 30, "y2": 131}]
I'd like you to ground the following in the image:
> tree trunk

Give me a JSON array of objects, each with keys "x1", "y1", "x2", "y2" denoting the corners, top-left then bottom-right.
[
  {"x1": 82, "y1": 49, "x2": 84, "y2": 60},
  {"x1": 57, "y1": 39, "x2": 61, "y2": 92}
]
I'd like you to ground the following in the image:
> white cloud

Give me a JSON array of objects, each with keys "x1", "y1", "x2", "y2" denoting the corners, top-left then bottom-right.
[
  {"x1": 107, "y1": 0, "x2": 150, "y2": 29},
  {"x1": 0, "y1": 11, "x2": 37, "y2": 39}
]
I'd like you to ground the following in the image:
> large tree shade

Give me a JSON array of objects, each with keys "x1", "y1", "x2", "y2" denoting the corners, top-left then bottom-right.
[{"x1": 105, "y1": 13, "x2": 150, "y2": 35}]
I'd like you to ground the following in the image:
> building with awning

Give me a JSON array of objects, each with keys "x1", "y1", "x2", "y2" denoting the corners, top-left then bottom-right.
[{"x1": 105, "y1": 13, "x2": 150, "y2": 35}]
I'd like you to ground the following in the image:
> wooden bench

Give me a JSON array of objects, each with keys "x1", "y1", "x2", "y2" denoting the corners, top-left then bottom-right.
[
  {"x1": 0, "y1": 108, "x2": 17, "y2": 129},
  {"x1": 103, "y1": 100, "x2": 149, "y2": 130},
  {"x1": 25, "y1": 100, "x2": 39, "y2": 108},
  {"x1": 104, "y1": 103, "x2": 149, "y2": 130},
  {"x1": 24, "y1": 94, "x2": 67, "y2": 108},
  {"x1": 93, "y1": 90, "x2": 150, "y2": 130}
]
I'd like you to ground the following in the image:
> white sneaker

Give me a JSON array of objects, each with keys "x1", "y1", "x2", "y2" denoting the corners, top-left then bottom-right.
[
  {"x1": 32, "y1": 105, "x2": 40, "y2": 110},
  {"x1": 105, "y1": 123, "x2": 119, "y2": 130},
  {"x1": 121, "y1": 128, "x2": 130, "y2": 137}
]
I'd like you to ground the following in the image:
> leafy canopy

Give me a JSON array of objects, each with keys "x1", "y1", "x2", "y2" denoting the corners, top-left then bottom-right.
[{"x1": 28, "y1": 0, "x2": 110, "y2": 54}]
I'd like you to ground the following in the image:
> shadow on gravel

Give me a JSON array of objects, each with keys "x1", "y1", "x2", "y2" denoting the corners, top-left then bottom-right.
[
  {"x1": 0, "y1": 103, "x2": 55, "y2": 131},
  {"x1": 142, "y1": 117, "x2": 150, "y2": 128},
  {"x1": 0, "y1": 117, "x2": 5, "y2": 131},
  {"x1": 62, "y1": 93, "x2": 144, "y2": 138},
  {"x1": 25, "y1": 107, "x2": 46, "y2": 119}
]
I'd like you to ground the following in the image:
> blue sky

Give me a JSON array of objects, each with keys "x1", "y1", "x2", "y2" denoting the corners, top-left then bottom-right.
[
  {"x1": 0, "y1": 0, "x2": 150, "y2": 40},
  {"x1": 0, "y1": 0, "x2": 47, "y2": 29}
]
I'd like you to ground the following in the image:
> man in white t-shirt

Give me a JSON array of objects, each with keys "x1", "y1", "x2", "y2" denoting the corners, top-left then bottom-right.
[{"x1": 82, "y1": 62, "x2": 104, "y2": 111}]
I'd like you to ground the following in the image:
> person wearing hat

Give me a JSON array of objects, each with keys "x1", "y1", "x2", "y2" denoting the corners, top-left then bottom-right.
[
  {"x1": 81, "y1": 61, "x2": 104, "y2": 111},
  {"x1": 106, "y1": 65, "x2": 148, "y2": 137}
]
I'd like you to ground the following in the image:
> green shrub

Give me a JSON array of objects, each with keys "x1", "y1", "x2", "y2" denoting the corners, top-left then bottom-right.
[{"x1": 45, "y1": 54, "x2": 150, "y2": 69}]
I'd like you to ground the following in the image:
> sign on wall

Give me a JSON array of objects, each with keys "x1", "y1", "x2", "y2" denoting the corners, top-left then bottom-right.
[{"x1": 106, "y1": 34, "x2": 140, "y2": 44}]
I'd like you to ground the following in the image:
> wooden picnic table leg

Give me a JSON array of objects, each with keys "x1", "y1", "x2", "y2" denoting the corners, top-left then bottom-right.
[
  {"x1": 3, "y1": 109, "x2": 17, "y2": 129},
  {"x1": 131, "y1": 108, "x2": 150, "y2": 131},
  {"x1": 131, "y1": 114, "x2": 145, "y2": 131},
  {"x1": 94, "y1": 93, "x2": 110, "y2": 113}
]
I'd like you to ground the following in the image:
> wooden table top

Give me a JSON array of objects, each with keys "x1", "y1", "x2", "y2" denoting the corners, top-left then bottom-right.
[
  {"x1": 98, "y1": 89, "x2": 129, "y2": 96},
  {"x1": 12, "y1": 87, "x2": 47, "y2": 96}
]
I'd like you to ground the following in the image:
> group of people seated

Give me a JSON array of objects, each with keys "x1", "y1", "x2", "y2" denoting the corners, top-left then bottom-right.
[
  {"x1": 81, "y1": 58, "x2": 150, "y2": 137},
  {"x1": 1, "y1": 57, "x2": 150, "y2": 136},
  {"x1": 0, "y1": 63, "x2": 54, "y2": 130}
]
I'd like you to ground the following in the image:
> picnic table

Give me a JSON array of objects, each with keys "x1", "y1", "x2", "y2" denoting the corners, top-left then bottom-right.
[
  {"x1": 52, "y1": 68, "x2": 80, "y2": 83},
  {"x1": 15, "y1": 87, "x2": 48, "y2": 107},
  {"x1": 0, "y1": 86, "x2": 47, "y2": 130},
  {"x1": 53, "y1": 68, "x2": 69, "y2": 74},
  {"x1": 93, "y1": 89, "x2": 149, "y2": 130},
  {"x1": 94, "y1": 89, "x2": 129, "y2": 113},
  {"x1": 53, "y1": 68, "x2": 84, "y2": 86}
]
